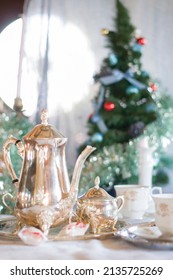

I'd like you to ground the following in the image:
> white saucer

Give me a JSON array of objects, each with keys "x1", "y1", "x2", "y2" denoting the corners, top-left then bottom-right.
[
  {"x1": 119, "y1": 213, "x2": 155, "y2": 225},
  {"x1": 118, "y1": 222, "x2": 173, "y2": 250}
]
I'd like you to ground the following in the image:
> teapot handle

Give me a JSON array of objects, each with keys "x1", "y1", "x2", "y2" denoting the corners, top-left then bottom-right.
[
  {"x1": 2, "y1": 192, "x2": 15, "y2": 212},
  {"x1": 115, "y1": 195, "x2": 124, "y2": 212},
  {"x1": 2, "y1": 135, "x2": 24, "y2": 189}
]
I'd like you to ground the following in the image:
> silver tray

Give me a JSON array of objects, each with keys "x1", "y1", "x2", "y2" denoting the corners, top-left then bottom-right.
[
  {"x1": 117, "y1": 222, "x2": 173, "y2": 250},
  {"x1": 0, "y1": 216, "x2": 126, "y2": 241}
]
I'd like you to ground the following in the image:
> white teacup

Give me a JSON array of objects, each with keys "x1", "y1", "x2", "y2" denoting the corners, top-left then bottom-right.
[
  {"x1": 114, "y1": 184, "x2": 161, "y2": 219},
  {"x1": 152, "y1": 193, "x2": 173, "y2": 235}
]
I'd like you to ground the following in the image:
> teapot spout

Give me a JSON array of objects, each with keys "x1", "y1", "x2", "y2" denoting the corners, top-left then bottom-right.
[{"x1": 70, "y1": 146, "x2": 96, "y2": 203}]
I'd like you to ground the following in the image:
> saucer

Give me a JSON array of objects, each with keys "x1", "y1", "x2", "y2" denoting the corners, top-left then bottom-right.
[
  {"x1": 117, "y1": 222, "x2": 173, "y2": 250},
  {"x1": 118, "y1": 213, "x2": 155, "y2": 225}
]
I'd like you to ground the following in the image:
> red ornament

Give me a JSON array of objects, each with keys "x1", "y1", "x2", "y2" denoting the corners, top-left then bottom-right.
[
  {"x1": 136, "y1": 37, "x2": 147, "y2": 45},
  {"x1": 88, "y1": 113, "x2": 93, "y2": 120},
  {"x1": 150, "y1": 83, "x2": 157, "y2": 92},
  {"x1": 103, "y1": 101, "x2": 115, "y2": 111}
]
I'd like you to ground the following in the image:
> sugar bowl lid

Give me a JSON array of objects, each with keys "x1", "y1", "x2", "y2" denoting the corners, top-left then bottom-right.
[
  {"x1": 78, "y1": 176, "x2": 114, "y2": 202},
  {"x1": 23, "y1": 109, "x2": 66, "y2": 140}
]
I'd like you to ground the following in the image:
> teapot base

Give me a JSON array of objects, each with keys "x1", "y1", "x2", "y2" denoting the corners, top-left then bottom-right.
[{"x1": 14, "y1": 205, "x2": 71, "y2": 235}]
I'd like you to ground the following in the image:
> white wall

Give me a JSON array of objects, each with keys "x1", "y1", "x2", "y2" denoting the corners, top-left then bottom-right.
[{"x1": 122, "y1": 0, "x2": 173, "y2": 95}]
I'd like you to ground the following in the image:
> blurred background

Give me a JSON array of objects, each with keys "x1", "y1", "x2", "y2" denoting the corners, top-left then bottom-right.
[{"x1": 0, "y1": 0, "x2": 173, "y2": 202}]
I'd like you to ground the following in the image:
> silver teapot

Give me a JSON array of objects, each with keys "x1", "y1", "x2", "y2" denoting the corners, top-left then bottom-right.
[{"x1": 2, "y1": 110, "x2": 95, "y2": 234}]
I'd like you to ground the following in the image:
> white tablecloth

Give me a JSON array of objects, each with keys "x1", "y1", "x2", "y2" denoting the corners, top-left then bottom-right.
[{"x1": 0, "y1": 236, "x2": 173, "y2": 260}]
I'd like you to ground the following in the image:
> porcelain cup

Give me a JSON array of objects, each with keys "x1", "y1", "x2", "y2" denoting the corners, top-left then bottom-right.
[
  {"x1": 152, "y1": 193, "x2": 173, "y2": 235},
  {"x1": 114, "y1": 184, "x2": 161, "y2": 219}
]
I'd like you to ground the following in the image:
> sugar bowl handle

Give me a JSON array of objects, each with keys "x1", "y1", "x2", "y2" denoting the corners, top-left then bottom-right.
[
  {"x1": 2, "y1": 135, "x2": 24, "y2": 189},
  {"x1": 115, "y1": 195, "x2": 124, "y2": 212}
]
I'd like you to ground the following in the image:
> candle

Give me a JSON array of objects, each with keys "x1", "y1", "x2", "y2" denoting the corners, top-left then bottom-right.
[{"x1": 138, "y1": 137, "x2": 154, "y2": 187}]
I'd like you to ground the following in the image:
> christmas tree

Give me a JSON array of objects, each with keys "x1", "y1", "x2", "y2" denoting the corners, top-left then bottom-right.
[
  {"x1": 79, "y1": 0, "x2": 173, "y2": 196},
  {"x1": 0, "y1": 100, "x2": 33, "y2": 214}
]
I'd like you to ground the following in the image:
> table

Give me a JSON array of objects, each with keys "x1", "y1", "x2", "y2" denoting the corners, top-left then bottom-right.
[
  {"x1": 1, "y1": 237, "x2": 173, "y2": 260},
  {"x1": 0, "y1": 215, "x2": 173, "y2": 260}
]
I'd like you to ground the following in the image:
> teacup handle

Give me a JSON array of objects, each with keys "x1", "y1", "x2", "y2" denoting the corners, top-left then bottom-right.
[
  {"x1": 151, "y1": 186, "x2": 162, "y2": 195},
  {"x1": 115, "y1": 195, "x2": 124, "y2": 212},
  {"x1": 2, "y1": 192, "x2": 15, "y2": 212}
]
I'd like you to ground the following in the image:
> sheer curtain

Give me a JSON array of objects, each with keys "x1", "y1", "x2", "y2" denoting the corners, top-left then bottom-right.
[
  {"x1": 18, "y1": 0, "x2": 115, "y2": 167},
  {"x1": 14, "y1": 0, "x2": 173, "y2": 171}
]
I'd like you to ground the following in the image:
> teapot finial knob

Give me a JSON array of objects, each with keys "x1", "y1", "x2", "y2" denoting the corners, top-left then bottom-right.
[
  {"x1": 41, "y1": 109, "x2": 48, "y2": 125},
  {"x1": 94, "y1": 176, "x2": 100, "y2": 189}
]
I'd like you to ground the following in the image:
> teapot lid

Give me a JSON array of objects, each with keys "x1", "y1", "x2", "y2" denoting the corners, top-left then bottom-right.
[
  {"x1": 79, "y1": 177, "x2": 114, "y2": 202},
  {"x1": 23, "y1": 109, "x2": 66, "y2": 140}
]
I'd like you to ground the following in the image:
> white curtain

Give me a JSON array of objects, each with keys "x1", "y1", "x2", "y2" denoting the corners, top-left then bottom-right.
[{"x1": 18, "y1": 0, "x2": 115, "y2": 167}]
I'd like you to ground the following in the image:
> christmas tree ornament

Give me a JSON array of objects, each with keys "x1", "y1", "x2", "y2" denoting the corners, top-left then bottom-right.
[
  {"x1": 91, "y1": 132, "x2": 103, "y2": 142},
  {"x1": 128, "y1": 122, "x2": 145, "y2": 138},
  {"x1": 88, "y1": 113, "x2": 93, "y2": 120},
  {"x1": 136, "y1": 37, "x2": 147, "y2": 45},
  {"x1": 100, "y1": 28, "x2": 109, "y2": 35},
  {"x1": 91, "y1": 114, "x2": 100, "y2": 123},
  {"x1": 126, "y1": 85, "x2": 139, "y2": 95},
  {"x1": 145, "y1": 103, "x2": 157, "y2": 112},
  {"x1": 150, "y1": 83, "x2": 158, "y2": 92},
  {"x1": 132, "y1": 43, "x2": 142, "y2": 52},
  {"x1": 108, "y1": 53, "x2": 118, "y2": 66},
  {"x1": 103, "y1": 101, "x2": 115, "y2": 111}
]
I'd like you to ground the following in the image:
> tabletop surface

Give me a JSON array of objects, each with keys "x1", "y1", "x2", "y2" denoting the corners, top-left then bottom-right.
[{"x1": 0, "y1": 215, "x2": 173, "y2": 260}]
